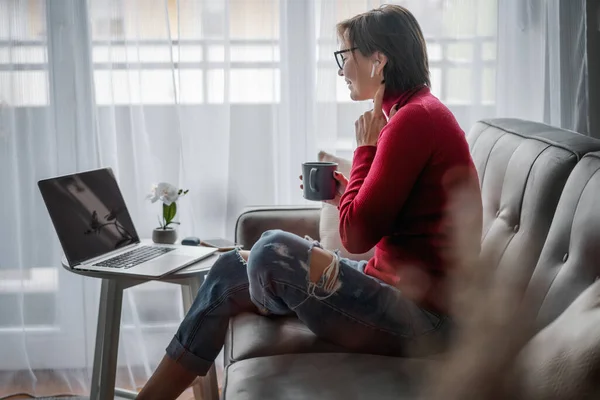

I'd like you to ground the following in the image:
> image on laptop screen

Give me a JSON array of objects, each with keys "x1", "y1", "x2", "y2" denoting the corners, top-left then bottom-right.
[{"x1": 38, "y1": 168, "x2": 140, "y2": 266}]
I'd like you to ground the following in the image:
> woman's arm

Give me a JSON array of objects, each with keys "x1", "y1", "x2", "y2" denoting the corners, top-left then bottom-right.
[{"x1": 338, "y1": 104, "x2": 433, "y2": 253}]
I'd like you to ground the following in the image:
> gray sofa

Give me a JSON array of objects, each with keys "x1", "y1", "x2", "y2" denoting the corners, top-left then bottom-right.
[{"x1": 220, "y1": 119, "x2": 600, "y2": 399}]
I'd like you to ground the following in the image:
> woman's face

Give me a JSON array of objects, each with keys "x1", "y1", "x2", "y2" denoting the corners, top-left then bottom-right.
[{"x1": 337, "y1": 36, "x2": 385, "y2": 101}]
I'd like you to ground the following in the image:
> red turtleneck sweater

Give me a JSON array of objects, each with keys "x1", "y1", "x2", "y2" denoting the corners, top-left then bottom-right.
[{"x1": 338, "y1": 86, "x2": 482, "y2": 313}]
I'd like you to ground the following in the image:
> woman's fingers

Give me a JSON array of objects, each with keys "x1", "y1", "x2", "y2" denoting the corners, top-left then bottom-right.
[
  {"x1": 333, "y1": 171, "x2": 349, "y2": 185},
  {"x1": 300, "y1": 172, "x2": 347, "y2": 193}
]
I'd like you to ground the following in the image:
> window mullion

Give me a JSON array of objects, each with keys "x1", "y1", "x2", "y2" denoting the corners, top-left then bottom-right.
[{"x1": 46, "y1": 0, "x2": 98, "y2": 172}]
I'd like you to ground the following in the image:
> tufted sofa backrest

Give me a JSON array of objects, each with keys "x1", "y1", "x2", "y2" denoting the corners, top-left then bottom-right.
[
  {"x1": 525, "y1": 151, "x2": 600, "y2": 329},
  {"x1": 467, "y1": 119, "x2": 600, "y2": 294}
]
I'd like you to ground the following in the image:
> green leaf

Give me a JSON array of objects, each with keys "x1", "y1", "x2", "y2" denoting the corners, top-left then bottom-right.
[{"x1": 163, "y1": 202, "x2": 177, "y2": 226}]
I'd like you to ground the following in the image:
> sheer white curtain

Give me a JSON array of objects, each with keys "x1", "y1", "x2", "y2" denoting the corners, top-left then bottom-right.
[
  {"x1": 497, "y1": 0, "x2": 589, "y2": 134},
  {"x1": 0, "y1": 0, "x2": 590, "y2": 397}
]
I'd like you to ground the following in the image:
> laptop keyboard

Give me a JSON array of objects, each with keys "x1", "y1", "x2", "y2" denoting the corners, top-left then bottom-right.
[{"x1": 93, "y1": 246, "x2": 175, "y2": 269}]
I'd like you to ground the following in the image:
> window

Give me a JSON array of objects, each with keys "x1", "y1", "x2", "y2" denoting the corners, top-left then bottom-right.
[
  {"x1": 0, "y1": 0, "x2": 49, "y2": 106},
  {"x1": 90, "y1": 0, "x2": 281, "y2": 104},
  {"x1": 2, "y1": 0, "x2": 498, "y2": 108}
]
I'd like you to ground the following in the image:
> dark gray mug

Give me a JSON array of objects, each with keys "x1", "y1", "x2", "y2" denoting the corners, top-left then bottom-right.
[{"x1": 302, "y1": 162, "x2": 338, "y2": 201}]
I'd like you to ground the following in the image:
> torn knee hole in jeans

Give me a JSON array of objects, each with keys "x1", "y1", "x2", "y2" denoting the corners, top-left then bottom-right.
[
  {"x1": 307, "y1": 249, "x2": 342, "y2": 300},
  {"x1": 234, "y1": 248, "x2": 248, "y2": 266}
]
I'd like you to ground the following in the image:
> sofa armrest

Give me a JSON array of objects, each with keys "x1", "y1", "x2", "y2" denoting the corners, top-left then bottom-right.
[{"x1": 234, "y1": 205, "x2": 321, "y2": 249}]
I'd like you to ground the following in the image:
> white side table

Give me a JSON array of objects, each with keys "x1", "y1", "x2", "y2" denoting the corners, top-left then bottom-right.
[{"x1": 61, "y1": 247, "x2": 221, "y2": 400}]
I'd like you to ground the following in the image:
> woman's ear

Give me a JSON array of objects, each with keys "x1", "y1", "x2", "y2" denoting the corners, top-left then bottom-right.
[{"x1": 373, "y1": 52, "x2": 388, "y2": 76}]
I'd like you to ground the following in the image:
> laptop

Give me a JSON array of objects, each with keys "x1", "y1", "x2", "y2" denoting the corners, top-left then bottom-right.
[{"x1": 38, "y1": 167, "x2": 218, "y2": 278}]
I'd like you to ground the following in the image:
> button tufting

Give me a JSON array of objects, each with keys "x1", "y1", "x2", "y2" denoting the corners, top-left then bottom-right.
[
  {"x1": 513, "y1": 224, "x2": 519, "y2": 232},
  {"x1": 563, "y1": 253, "x2": 568, "y2": 263}
]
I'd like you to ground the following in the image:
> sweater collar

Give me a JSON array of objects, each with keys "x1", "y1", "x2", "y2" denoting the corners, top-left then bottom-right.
[{"x1": 382, "y1": 85, "x2": 429, "y2": 117}]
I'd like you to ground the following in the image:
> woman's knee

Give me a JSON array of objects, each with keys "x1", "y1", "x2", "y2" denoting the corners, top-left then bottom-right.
[
  {"x1": 252, "y1": 229, "x2": 289, "y2": 248},
  {"x1": 251, "y1": 230, "x2": 335, "y2": 283},
  {"x1": 247, "y1": 229, "x2": 309, "y2": 277},
  {"x1": 248, "y1": 230, "x2": 288, "y2": 266}
]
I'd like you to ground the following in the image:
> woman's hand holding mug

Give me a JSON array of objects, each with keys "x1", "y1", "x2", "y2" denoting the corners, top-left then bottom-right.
[
  {"x1": 325, "y1": 171, "x2": 348, "y2": 207},
  {"x1": 299, "y1": 170, "x2": 348, "y2": 207}
]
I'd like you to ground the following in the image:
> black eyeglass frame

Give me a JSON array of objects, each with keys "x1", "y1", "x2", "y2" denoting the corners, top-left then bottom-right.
[{"x1": 334, "y1": 47, "x2": 358, "y2": 70}]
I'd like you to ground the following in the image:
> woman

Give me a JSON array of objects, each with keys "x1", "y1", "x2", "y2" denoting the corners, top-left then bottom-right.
[{"x1": 138, "y1": 4, "x2": 481, "y2": 399}]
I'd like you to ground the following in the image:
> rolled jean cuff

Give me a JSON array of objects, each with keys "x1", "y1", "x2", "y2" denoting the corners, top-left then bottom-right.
[{"x1": 166, "y1": 336, "x2": 213, "y2": 376}]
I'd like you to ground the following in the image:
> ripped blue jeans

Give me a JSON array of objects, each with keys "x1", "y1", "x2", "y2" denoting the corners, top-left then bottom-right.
[{"x1": 166, "y1": 230, "x2": 451, "y2": 375}]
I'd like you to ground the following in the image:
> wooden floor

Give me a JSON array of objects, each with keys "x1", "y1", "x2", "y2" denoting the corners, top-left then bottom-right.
[{"x1": 0, "y1": 368, "x2": 197, "y2": 399}]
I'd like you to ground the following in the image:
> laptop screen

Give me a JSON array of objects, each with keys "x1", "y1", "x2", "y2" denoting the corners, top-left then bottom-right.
[{"x1": 38, "y1": 168, "x2": 140, "y2": 266}]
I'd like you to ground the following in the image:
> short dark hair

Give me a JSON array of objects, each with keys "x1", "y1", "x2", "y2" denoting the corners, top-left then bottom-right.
[{"x1": 337, "y1": 4, "x2": 430, "y2": 95}]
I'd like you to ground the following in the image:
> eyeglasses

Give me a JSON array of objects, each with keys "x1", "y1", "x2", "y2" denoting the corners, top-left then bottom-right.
[{"x1": 334, "y1": 47, "x2": 357, "y2": 70}]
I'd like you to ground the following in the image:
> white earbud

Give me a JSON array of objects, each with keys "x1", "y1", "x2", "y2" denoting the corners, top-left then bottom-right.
[{"x1": 370, "y1": 61, "x2": 380, "y2": 78}]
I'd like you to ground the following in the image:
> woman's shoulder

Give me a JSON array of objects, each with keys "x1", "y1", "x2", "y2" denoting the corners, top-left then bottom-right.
[
  {"x1": 400, "y1": 89, "x2": 463, "y2": 132},
  {"x1": 407, "y1": 88, "x2": 450, "y2": 113},
  {"x1": 383, "y1": 90, "x2": 465, "y2": 153},
  {"x1": 388, "y1": 88, "x2": 439, "y2": 119}
]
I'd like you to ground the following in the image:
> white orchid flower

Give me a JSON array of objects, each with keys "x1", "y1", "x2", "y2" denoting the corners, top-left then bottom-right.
[
  {"x1": 146, "y1": 182, "x2": 179, "y2": 205},
  {"x1": 146, "y1": 184, "x2": 160, "y2": 203}
]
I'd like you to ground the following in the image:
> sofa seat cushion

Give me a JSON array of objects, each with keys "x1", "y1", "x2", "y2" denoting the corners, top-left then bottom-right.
[
  {"x1": 515, "y1": 280, "x2": 600, "y2": 399},
  {"x1": 223, "y1": 353, "x2": 433, "y2": 400},
  {"x1": 225, "y1": 313, "x2": 345, "y2": 367}
]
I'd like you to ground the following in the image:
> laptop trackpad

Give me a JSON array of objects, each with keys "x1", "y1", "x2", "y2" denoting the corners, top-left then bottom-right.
[{"x1": 133, "y1": 254, "x2": 194, "y2": 277}]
